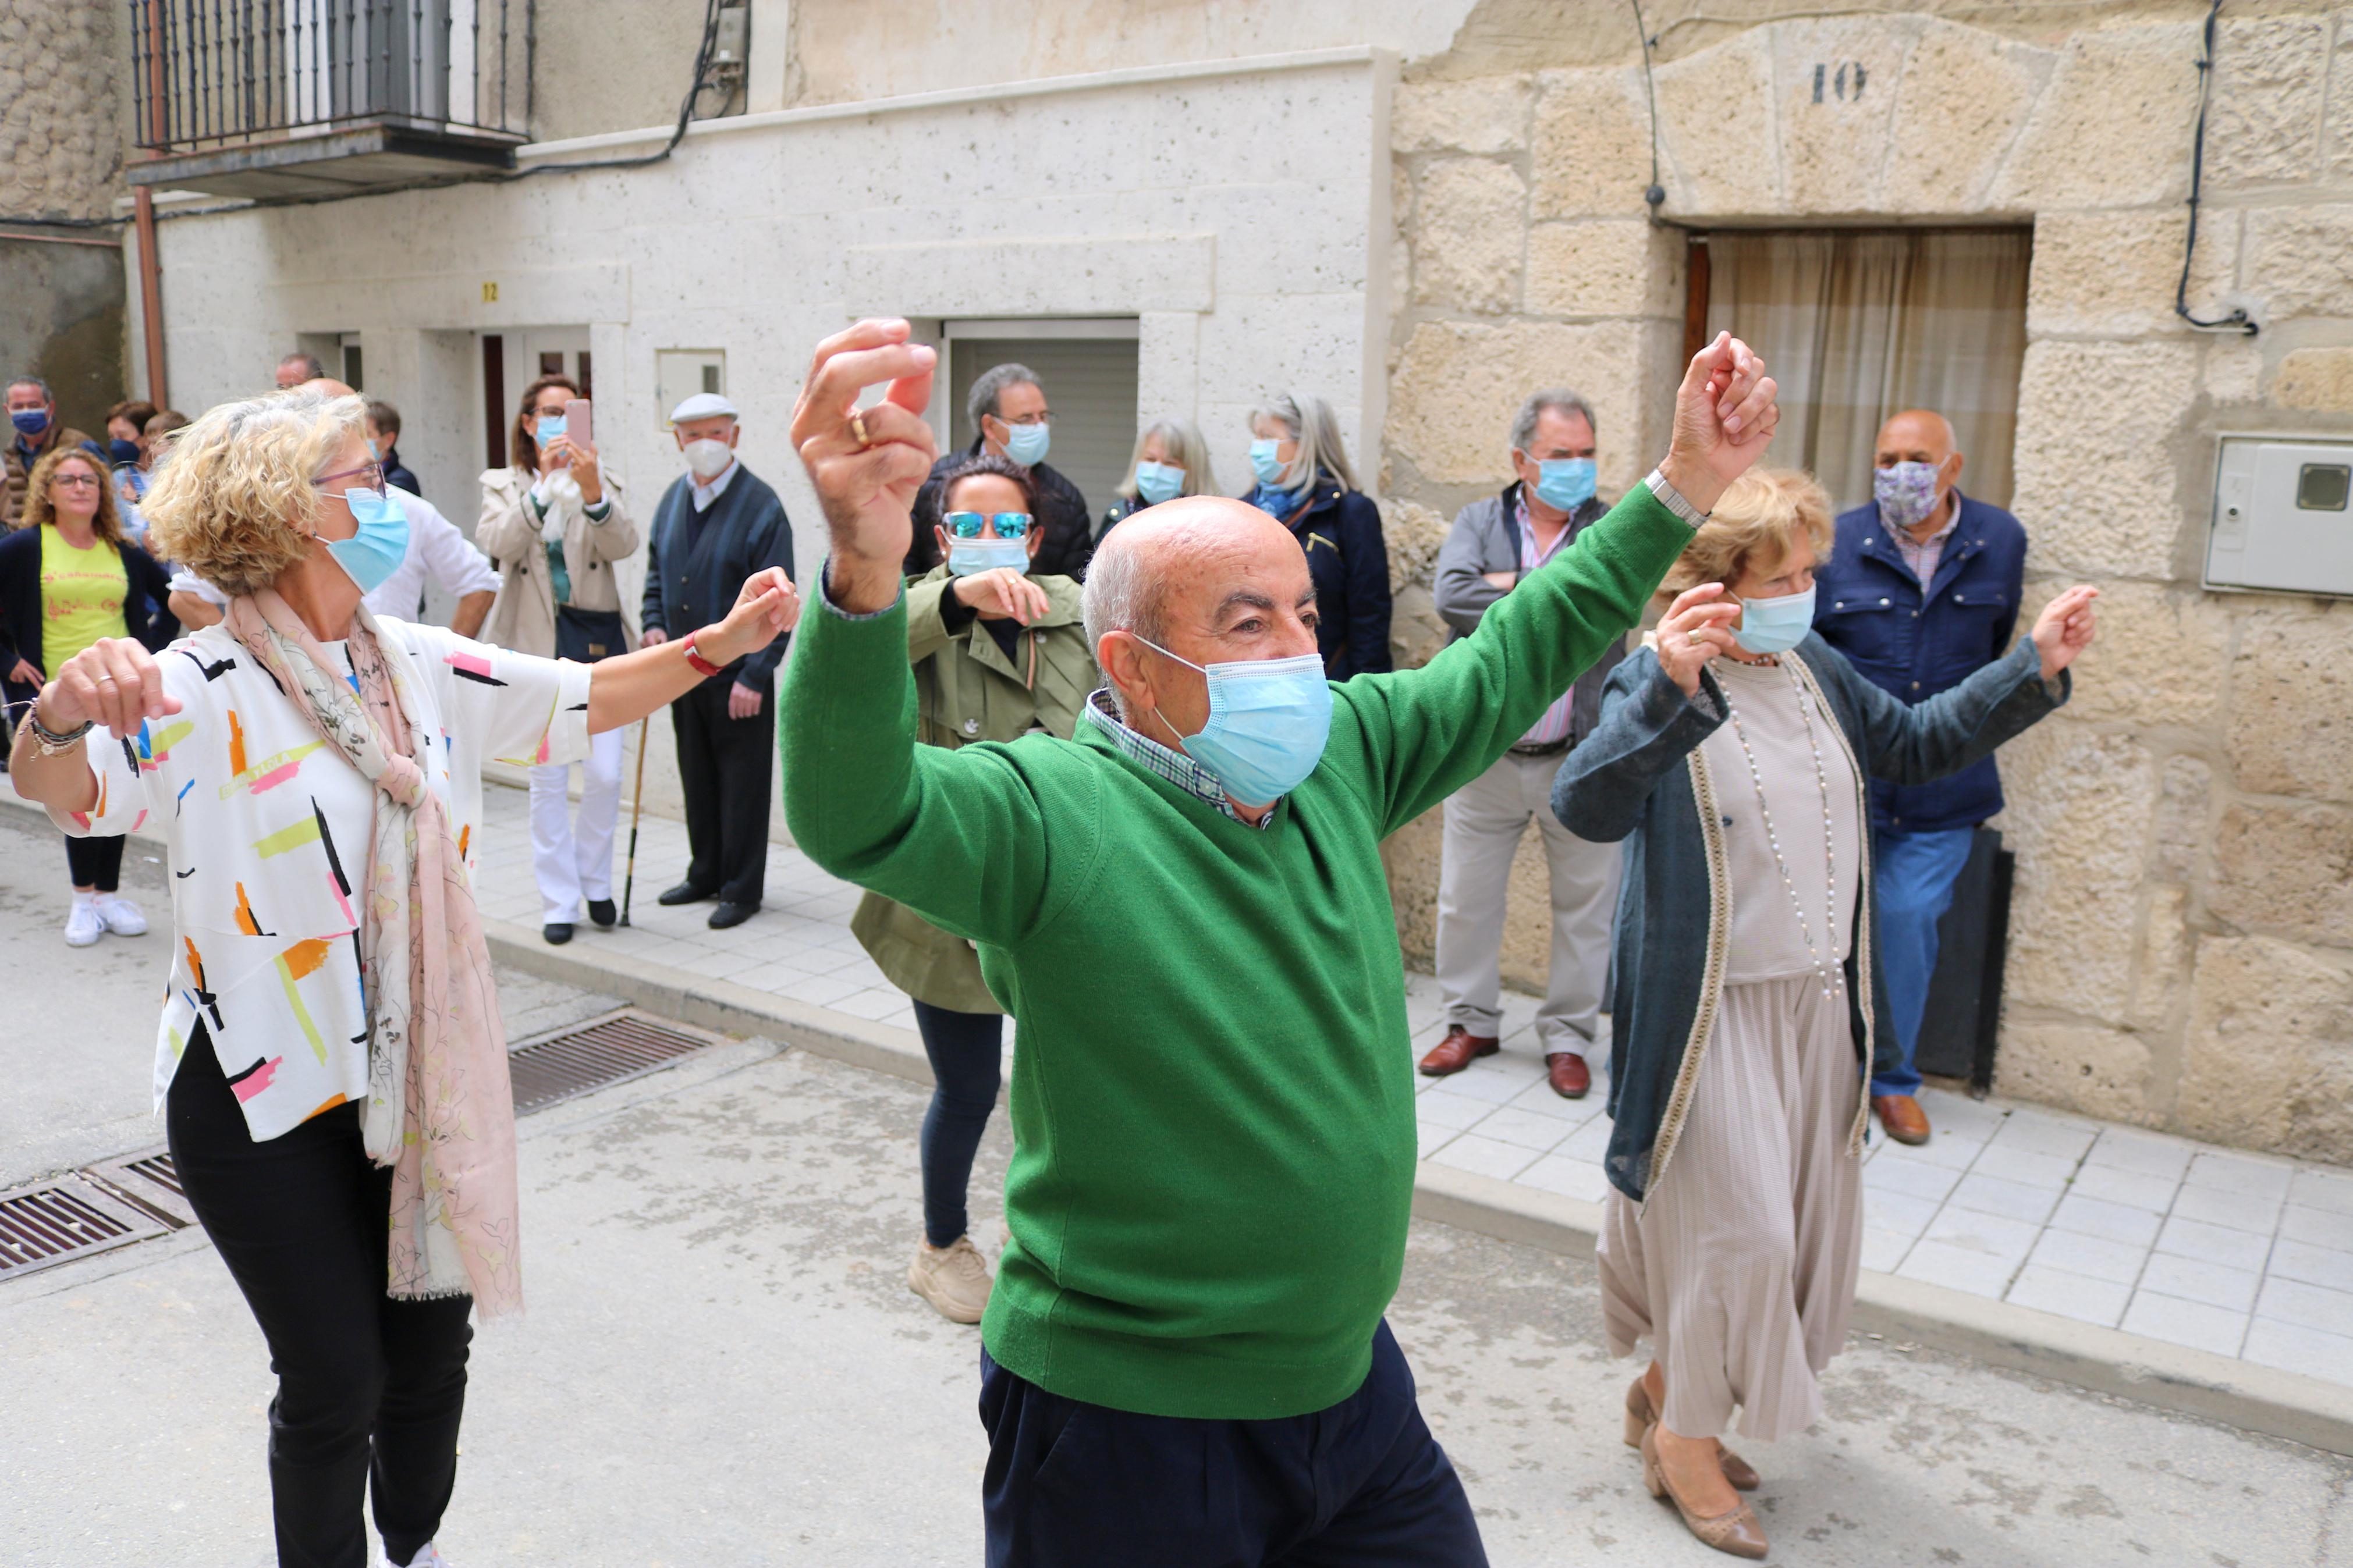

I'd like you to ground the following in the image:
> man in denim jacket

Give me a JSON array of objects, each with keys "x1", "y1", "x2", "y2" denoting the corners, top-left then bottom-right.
[{"x1": 1811, "y1": 408, "x2": 2027, "y2": 1145}]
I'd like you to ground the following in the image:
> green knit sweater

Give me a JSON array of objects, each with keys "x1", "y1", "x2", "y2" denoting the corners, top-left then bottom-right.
[{"x1": 780, "y1": 489, "x2": 1694, "y2": 1418}]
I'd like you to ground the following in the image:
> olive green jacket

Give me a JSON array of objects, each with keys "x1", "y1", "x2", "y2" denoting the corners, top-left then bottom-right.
[{"x1": 850, "y1": 566, "x2": 1098, "y2": 1012}]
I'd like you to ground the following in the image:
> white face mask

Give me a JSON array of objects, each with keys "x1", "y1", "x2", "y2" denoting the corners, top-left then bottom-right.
[{"x1": 684, "y1": 438, "x2": 733, "y2": 480}]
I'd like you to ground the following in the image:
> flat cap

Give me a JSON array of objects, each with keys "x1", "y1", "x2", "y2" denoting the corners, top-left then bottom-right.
[{"x1": 669, "y1": 391, "x2": 740, "y2": 423}]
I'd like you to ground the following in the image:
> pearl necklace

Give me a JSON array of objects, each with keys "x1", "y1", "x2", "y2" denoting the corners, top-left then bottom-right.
[{"x1": 1718, "y1": 661, "x2": 1844, "y2": 1000}]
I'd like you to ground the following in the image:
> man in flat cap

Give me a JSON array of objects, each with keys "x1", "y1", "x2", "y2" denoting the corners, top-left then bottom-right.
[{"x1": 640, "y1": 392, "x2": 798, "y2": 927}]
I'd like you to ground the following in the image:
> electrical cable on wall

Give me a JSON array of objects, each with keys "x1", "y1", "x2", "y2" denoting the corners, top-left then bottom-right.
[
  {"x1": 1631, "y1": 0, "x2": 1668, "y2": 209},
  {"x1": 2177, "y1": 0, "x2": 2257, "y2": 335}
]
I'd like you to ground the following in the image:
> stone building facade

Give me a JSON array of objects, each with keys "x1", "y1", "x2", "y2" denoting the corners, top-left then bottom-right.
[{"x1": 1375, "y1": 8, "x2": 2353, "y2": 1163}]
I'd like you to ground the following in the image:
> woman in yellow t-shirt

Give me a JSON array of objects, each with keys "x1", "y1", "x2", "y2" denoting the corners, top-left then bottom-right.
[{"x1": 0, "y1": 444, "x2": 174, "y2": 945}]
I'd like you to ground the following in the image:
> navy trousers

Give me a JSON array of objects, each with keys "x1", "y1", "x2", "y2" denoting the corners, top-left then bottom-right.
[{"x1": 979, "y1": 1321, "x2": 1487, "y2": 1567}]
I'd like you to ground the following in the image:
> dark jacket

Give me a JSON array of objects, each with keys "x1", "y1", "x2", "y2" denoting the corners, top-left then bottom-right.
[
  {"x1": 1270, "y1": 474, "x2": 1392, "y2": 680},
  {"x1": 381, "y1": 446, "x2": 421, "y2": 503},
  {"x1": 906, "y1": 439, "x2": 1094, "y2": 580},
  {"x1": 1432, "y1": 481, "x2": 1616, "y2": 742},
  {"x1": 1811, "y1": 490, "x2": 2028, "y2": 833},
  {"x1": 1551, "y1": 632, "x2": 2064, "y2": 1203},
  {"x1": 640, "y1": 464, "x2": 796, "y2": 693},
  {"x1": 3, "y1": 424, "x2": 103, "y2": 529},
  {"x1": 1099, "y1": 493, "x2": 1149, "y2": 536},
  {"x1": 0, "y1": 526, "x2": 176, "y2": 716}
]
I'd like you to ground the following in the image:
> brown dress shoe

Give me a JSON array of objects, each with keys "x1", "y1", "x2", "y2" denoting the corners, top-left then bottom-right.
[
  {"x1": 1545, "y1": 1051, "x2": 1591, "y2": 1100},
  {"x1": 1873, "y1": 1093, "x2": 1932, "y2": 1146},
  {"x1": 1418, "y1": 1026, "x2": 1499, "y2": 1076},
  {"x1": 1626, "y1": 1375, "x2": 1759, "y2": 1491},
  {"x1": 1642, "y1": 1425, "x2": 1769, "y2": 1559}
]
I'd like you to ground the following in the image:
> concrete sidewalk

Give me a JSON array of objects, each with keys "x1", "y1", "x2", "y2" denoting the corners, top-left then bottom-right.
[{"x1": 15, "y1": 778, "x2": 2353, "y2": 1456}]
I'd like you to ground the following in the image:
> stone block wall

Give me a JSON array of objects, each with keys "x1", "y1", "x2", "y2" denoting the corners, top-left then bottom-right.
[
  {"x1": 1378, "y1": 9, "x2": 2353, "y2": 1164},
  {"x1": 0, "y1": 1, "x2": 124, "y2": 221}
]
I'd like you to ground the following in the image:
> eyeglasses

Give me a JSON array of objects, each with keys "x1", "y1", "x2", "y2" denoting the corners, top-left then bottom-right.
[
  {"x1": 943, "y1": 511, "x2": 1031, "y2": 540},
  {"x1": 50, "y1": 473, "x2": 101, "y2": 490},
  {"x1": 313, "y1": 460, "x2": 387, "y2": 499}
]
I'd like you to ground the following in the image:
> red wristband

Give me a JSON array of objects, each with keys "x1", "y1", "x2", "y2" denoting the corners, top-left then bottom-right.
[{"x1": 680, "y1": 631, "x2": 725, "y2": 679}]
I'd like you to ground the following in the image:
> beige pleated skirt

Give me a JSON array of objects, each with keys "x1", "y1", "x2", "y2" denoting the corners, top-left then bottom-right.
[{"x1": 1598, "y1": 973, "x2": 1864, "y2": 1442}]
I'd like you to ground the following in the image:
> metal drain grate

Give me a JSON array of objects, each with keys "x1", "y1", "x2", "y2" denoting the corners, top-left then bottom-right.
[
  {"x1": 507, "y1": 1012, "x2": 721, "y2": 1115},
  {"x1": 0, "y1": 1178, "x2": 168, "y2": 1278},
  {"x1": 83, "y1": 1147, "x2": 197, "y2": 1229}
]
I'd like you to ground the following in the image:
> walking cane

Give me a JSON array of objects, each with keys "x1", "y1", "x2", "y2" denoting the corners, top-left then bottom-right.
[{"x1": 619, "y1": 714, "x2": 651, "y2": 927}]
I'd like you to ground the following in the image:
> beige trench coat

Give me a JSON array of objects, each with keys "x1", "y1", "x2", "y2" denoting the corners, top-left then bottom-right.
[{"x1": 475, "y1": 465, "x2": 640, "y2": 659}]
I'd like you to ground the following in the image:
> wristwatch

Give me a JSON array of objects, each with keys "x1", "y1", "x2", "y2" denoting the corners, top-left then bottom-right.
[
  {"x1": 680, "y1": 631, "x2": 725, "y2": 679},
  {"x1": 1645, "y1": 467, "x2": 1710, "y2": 529}
]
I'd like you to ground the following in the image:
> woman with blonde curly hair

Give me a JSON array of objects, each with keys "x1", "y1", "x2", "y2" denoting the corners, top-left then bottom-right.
[
  {"x1": 1550, "y1": 468, "x2": 2099, "y2": 1559},
  {"x1": 9, "y1": 387, "x2": 800, "y2": 1568},
  {"x1": 0, "y1": 442, "x2": 175, "y2": 944}
]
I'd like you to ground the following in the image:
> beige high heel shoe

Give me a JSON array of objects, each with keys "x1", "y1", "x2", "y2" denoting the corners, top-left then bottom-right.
[
  {"x1": 1625, "y1": 1375, "x2": 1761, "y2": 1491},
  {"x1": 1641, "y1": 1424, "x2": 1769, "y2": 1560}
]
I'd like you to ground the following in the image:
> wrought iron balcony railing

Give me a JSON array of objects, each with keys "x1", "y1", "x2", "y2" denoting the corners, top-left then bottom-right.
[{"x1": 129, "y1": 0, "x2": 532, "y2": 192}]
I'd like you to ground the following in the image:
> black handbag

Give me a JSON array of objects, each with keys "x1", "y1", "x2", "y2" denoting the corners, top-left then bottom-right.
[{"x1": 555, "y1": 604, "x2": 628, "y2": 663}]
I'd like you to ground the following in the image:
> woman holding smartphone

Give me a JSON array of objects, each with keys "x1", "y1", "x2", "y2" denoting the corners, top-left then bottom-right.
[{"x1": 477, "y1": 375, "x2": 640, "y2": 944}]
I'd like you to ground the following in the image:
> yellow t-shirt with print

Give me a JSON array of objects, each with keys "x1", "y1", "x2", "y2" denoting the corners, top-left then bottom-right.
[{"x1": 40, "y1": 525, "x2": 127, "y2": 679}]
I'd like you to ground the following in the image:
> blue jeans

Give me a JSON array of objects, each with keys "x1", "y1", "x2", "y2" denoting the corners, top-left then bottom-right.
[
  {"x1": 1871, "y1": 827, "x2": 1976, "y2": 1098},
  {"x1": 979, "y1": 1321, "x2": 1486, "y2": 1567}
]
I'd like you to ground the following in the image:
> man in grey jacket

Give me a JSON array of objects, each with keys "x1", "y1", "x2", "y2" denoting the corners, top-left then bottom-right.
[{"x1": 1421, "y1": 390, "x2": 1627, "y2": 1099}]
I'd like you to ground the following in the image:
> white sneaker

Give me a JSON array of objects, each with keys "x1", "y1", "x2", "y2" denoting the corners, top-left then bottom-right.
[
  {"x1": 383, "y1": 1544, "x2": 455, "y2": 1568},
  {"x1": 908, "y1": 1235, "x2": 994, "y2": 1325},
  {"x1": 95, "y1": 894, "x2": 148, "y2": 936},
  {"x1": 63, "y1": 901, "x2": 103, "y2": 947}
]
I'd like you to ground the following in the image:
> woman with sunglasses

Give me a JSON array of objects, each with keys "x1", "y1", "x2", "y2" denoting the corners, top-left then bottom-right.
[
  {"x1": 0, "y1": 443, "x2": 175, "y2": 945},
  {"x1": 850, "y1": 452, "x2": 1100, "y2": 1324},
  {"x1": 10, "y1": 388, "x2": 798, "y2": 1568}
]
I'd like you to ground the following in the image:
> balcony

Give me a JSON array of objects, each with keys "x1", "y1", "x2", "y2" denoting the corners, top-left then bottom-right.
[{"x1": 126, "y1": 1, "x2": 533, "y2": 200}]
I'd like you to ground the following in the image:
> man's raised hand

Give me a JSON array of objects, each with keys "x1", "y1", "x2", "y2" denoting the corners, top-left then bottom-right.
[
  {"x1": 1659, "y1": 332, "x2": 1780, "y2": 515},
  {"x1": 791, "y1": 318, "x2": 939, "y2": 614}
]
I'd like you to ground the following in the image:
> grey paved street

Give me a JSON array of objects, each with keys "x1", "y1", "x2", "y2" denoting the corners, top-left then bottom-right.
[{"x1": 4, "y1": 805, "x2": 2351, "y2": 1566}]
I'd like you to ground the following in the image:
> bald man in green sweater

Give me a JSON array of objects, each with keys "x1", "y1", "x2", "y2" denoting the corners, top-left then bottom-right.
[{"x1": 781, "y1": 320, "x2": 1780, "y2": 1567}]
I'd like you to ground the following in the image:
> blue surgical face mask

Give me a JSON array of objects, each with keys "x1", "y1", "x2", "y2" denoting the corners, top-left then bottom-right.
[
  {"x1": 1134, "y1": 461, "x2": 1184, "y2": 506},
  {"x1": 109, "y1": 438, "x2": 142, "y2": 467},
  {"x1": 1534, "y1": 457, "x2": 1597, "y2": 513},
  {"x1": 1000, "y1": 421, "x2": 1050, "y2": 466},
  {"x1": 535, "y1": 414, "x2": 567, "y2": 450},
  {"x1": 1732, "y1": 584, "x2": 1817, "y2": 655},
  {"x1": 324, "y1": 486, "x2": 411, "y2": 596},
  {"x1": 10, "y1": 408, "x2": 49, "y2": 438},
  {"x1": 947, "y1": 538, "x2": 1031, "y2": 577},
  {"x1": 1250, "y1": 438, "x2": 1289, "y2": 488},
  {"x1": 1137, "y1": 639, "x2": 1333, "y2": 808}
]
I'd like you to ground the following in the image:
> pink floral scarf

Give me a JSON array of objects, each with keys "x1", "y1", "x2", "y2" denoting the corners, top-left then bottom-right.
[{"x1": 228, "y1": 591, "x2": 522, "y2": 1317}]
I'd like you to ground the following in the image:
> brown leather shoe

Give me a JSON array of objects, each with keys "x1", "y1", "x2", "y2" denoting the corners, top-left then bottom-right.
[
  {"x1": 1545, "y1": 1051, "x2": 1591, "y2": 1100},
  {"x1": 1641, "y1": 1425, "x2": 1768, "y2": 1559},
  {"x1": 1418, "y1": 1026, "x2": 1499, "y2": 1076},
  {"x1": 1626, "y1": 1375, "x2": 1759, "y2": 1491},
  {"x1": 1873, "y1": 1093, "x2": 1932, "y2": 1146}
]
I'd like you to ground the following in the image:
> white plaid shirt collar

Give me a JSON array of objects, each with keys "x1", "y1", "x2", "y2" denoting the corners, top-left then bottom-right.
[{"x1": 1080, "y1": 689, "x2": 1274, "y2": 828}]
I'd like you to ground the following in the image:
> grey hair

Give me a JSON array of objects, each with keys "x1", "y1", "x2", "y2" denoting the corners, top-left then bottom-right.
[
  {"x1": 277, "y1": 350, "x2": 326, "y2": 381},
  {"x1": 1115, "y1": 418, "x2": 1220, "y2": 501},
  {"x1": 967, "y1": 362, "x2": 1041, "y2": 433},
  {"x1": 6, "y1": 375, "x2": 51, "y2": 399},
  {"x1": 1510, "y1": 388, "x2": 1596, "y2": 453},
  {"x1": 1248, "y1": 390, "x2": 1360, "y2": 493}
]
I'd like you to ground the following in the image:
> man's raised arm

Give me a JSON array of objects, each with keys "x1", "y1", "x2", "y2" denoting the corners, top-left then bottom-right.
[
  {"x1": 1343, "y1": 332, "x2": 1778, "y2": 837},
  {"x1": 778, "y1": 319, "x2": 1057, "y2": 947}
]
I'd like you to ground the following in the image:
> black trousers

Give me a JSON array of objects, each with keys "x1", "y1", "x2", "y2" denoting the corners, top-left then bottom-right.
[
  {"x1": 912, "y1": 1000, "x2": 1004, "y2": 1249},
  {"x1": 670, "y1": 676, "x2": 773, "y2": 906},
  {"x1": 979, "y1": 1321, "x2": 1486, "y2": 1568},
  {"x1": 167, "y1": 1027, "x2": 474, "y2": 1568},
  {"x1": 64, "y1": 833, "x2": 123, "y2": 891}
]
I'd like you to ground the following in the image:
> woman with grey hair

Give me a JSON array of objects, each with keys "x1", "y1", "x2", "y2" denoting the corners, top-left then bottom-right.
[
  {"x1": 1099, "y1": 418, "x2": 1219, "y2": 536},
  {"x1": 10, "y1": 387, "x2": 800, "y2": 1568},
  {"x1": 1244, "y1": 391, "x2": 1392, "y2": 677}
]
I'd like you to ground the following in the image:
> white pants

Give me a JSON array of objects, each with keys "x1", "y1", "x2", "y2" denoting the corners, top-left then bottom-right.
[
  {"x1": 1435, "y1": 748, "x2": 1623, "y2": 1057},
  {"x1": 530, "y1": 727, "x2": 624, "y2": 925}
]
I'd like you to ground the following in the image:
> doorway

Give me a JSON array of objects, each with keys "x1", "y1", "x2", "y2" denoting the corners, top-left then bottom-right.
[
  {"x1": 479, "y1": 327, "x2": 592, "y2": 469},
  {"x1": 944, "y1": 320, "x2": 1139, "y2": 519}
]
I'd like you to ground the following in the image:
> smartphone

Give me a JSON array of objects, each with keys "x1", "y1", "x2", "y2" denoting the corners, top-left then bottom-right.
[{"x1": 563, "y1": 399, "x2": 592, "y2": 447}]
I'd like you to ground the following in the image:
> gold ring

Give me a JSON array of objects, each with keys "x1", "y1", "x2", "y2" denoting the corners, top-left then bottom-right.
[
  {"x1": 849, "y1": 411, "x2": 871, "y2": 448},
  {"x1": 1687, "y1": 630, "x2": 1703, "y2": 646}
]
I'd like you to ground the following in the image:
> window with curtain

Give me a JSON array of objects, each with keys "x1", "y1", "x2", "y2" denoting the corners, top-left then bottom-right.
[{"x1": 1696, "y1": 227, "x2": 2031, "y2": 513}]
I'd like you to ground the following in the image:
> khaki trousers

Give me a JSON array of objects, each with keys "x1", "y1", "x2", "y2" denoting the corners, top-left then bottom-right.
[{"x1": 1435, "y1": 749, "x2": 1621, "y2": 1058}]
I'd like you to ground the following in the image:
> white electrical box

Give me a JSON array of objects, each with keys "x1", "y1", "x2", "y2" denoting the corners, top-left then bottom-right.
[{"x1": 2207, "y1": 434, "x2": 2353, "y2": 598}]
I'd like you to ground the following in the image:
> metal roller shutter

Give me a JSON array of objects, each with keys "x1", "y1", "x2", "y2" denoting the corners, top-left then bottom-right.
[{"x1": 948, "y1": 336, "x2": 1141, "y2": 528}]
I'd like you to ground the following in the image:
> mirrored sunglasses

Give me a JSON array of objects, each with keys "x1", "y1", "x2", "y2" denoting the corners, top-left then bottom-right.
[{"x1": 944, "y1": 510, "x2": 1031, "y2": 540}]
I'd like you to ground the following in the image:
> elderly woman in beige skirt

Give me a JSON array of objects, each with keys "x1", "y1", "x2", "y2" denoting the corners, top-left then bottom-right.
[{"x1": 1552, "y1": 469, "x2": 2097, "y2": 1558}]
